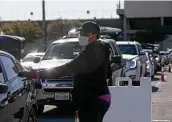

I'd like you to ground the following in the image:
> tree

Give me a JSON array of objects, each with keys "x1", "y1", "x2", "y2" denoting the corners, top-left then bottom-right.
[
  {"x1": 134, "y1": 25, "x2": 166, "y2": 44},
  {"x1": 1, "y1": 21, "x2": 41, "y2": 43},
  {"x1": 46, "y1": 20, "x2": 81, "y2": 40}
]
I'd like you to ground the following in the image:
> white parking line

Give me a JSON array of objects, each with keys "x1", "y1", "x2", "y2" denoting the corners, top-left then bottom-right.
[
  {"x1": 153, "y1": 120, "x2": 170, "y2": 122},
  {"x1": 155, "y1": 82, "x2": 161, "y2": 87}
]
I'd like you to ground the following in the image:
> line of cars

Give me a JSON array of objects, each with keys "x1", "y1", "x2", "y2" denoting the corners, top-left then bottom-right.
[
  {"x1": 0, "y1": 29, "x2": 166, "y2": 121},
  {"x1": 20, "y1": 36, "x2": 125, "y2": 114},
  {"x1": 19, "y1": 33, "x2": 152, "y2": 115},
  {"x1": 141, "y1": 43, "x2": 171, "y2": 75},
  {"x1": 0, "y1": 37, "x2": 157, "y2": 121}
]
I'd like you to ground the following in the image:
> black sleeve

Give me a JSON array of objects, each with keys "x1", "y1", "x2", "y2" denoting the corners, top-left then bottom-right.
[{"x1": 39, "y1": 42, "x2": 107, "y2": 79}]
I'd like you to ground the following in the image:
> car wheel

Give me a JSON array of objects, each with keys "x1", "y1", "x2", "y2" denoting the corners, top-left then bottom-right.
[
  {"x1": 108, "y1": 78, "x2": 113, "y2": 86},
  {"x1": 157, "y1": 66, "x2": 161, "y2": 71},
  {"x1": 38, "y1": 105, "x2": 44, "y2": 114},
  {"x1": 169, "y1": 65, "x2": 171, "y2": 72},
  {"x1": 28, "y1": 108, "x2": 37, "y2": 122},
  {"x1": 151, "y1": 75, "x2": 154, "y2": 79}
]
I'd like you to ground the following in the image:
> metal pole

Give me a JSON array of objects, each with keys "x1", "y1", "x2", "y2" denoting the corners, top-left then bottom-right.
[
  {"x1": 42, "y1": 0, "x2": 46, "y2": 51},
  {"x1": 123, "y1": 14, "x2": 127, "y2": 41}
]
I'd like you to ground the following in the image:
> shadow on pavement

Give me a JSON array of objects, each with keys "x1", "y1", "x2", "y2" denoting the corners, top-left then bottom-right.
[
  {"x1": 37, "y1": 107, "x2": 75, "y2": 122},
  {"x1": 152, "y1": 77, "x2": 160, "y2": 82},
  {"x1": 41, "y1": 107, "x2": 75, "y2": 117},
  {"x1": 152, "y1": 86, "x2": 159, "y2": 92}
]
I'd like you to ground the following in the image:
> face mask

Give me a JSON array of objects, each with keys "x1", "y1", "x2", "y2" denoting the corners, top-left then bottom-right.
[{"x1": 79, "y1": 36, "x2": 89, "y2": 47}]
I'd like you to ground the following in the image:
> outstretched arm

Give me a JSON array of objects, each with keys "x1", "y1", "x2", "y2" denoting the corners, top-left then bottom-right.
[{"x1": 39, "y1": 42, "x2": 107, "y2": 79}]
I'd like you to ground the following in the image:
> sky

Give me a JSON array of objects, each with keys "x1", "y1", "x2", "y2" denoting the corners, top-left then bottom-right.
[{"x1": 0, "y1": 0, "x2": 124, "y2": 21}]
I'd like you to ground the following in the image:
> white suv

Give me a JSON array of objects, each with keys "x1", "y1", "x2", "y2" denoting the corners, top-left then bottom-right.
[{"x1": 116, "y1": 41, "x2": 147, "y2": 85}]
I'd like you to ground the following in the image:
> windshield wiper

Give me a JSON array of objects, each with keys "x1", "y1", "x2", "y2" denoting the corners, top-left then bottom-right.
[{"x1": 42, "y1": 56, "x2": 62, "y2": 60}]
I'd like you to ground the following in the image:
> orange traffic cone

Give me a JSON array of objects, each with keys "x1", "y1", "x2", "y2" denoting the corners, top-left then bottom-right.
[
  {"x1": 75, "y1": 111, "x2": 79, "y2": 122},
  {"x1": 161, "y1": 67, "x2": 165, "y2": 81}
]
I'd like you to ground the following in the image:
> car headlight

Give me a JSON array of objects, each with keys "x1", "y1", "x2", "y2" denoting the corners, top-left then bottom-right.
[
  {"x1": 147, "y1": 65, "x2": 150, "y2": 69},
  {"x1": 155, "y1": 57, "x2": 159, "y2": 61},
  {"x1": 130, "y1": 60, "x2": 137, "y2": 68}
]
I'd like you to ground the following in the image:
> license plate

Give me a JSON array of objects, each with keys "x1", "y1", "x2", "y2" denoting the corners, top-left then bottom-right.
[{"x1": 55, "y1": 92, "x2": 70, "y2": 100}]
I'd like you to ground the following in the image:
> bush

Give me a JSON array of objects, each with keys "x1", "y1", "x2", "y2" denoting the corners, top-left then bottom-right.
[
  {"x1": 46, "y1": 20, "x2": 81, "y2": 39},
  {"x1": 134, "y1": 25, "x2": 166, "y2": 43},
  {"x1": 1, "y1": 21, "x2": 41, "y2": 43}
]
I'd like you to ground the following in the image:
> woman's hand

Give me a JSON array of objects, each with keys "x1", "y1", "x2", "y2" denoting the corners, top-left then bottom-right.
[{"x1": 18, "y1": 69, "x2": 40, "y2": 79}]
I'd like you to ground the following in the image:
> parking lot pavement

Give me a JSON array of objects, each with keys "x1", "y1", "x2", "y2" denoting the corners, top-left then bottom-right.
[
  {"x1": 37, "y1": 105, "x2": 75, "y2": 122},
  {"x1": 152, "y1": 71, "x2": 172, "y2": 122}
]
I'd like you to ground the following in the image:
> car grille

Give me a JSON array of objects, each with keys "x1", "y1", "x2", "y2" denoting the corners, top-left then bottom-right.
[
  {"x1": 43, "y1": 86, "x2": 73, "y2": 92},
  {"x1": 48, "y1": 75, "x2": 74, "y2": 81},
  {"x1": 42, "y1": 75, "x2": 74, "y2": 93}
]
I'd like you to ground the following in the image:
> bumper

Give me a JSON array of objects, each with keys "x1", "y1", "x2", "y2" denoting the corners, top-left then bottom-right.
[
  {"x1": 36, "y1": 86, "x2": 73, "y2": 106},
  {"x1": 125, "y1": 68, "x2": 139, "y2": 81}
]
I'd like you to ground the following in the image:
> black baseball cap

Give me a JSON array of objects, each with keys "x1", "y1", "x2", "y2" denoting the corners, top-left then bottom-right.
[{"x1": 77, "y1": 21, "x2": 100, "y2": 36}]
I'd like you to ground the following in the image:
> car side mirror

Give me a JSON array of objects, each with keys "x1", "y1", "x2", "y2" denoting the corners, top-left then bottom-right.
[
  {"x1": 33, "y1": 57, "x2": 41, "y2": 63},
  {"x1": 111, "y1": 55, "x2": 122, "y2": 64},
  {"x1": 0, "y1": 83, "x2": 8, "y2": 94},
  {"x1": 140, "y1": 51, "x2": 146, "y2": 56}
]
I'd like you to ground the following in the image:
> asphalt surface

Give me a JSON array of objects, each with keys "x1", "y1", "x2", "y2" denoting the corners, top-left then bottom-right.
[
  {"x1": 152, "y1": 70, "x2": 172, "y2": 122},
  {"x1": 37, "y1": 68, "x2": 172, "y2": 122}
]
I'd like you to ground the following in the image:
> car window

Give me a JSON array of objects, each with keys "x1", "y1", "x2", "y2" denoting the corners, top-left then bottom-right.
[
  {"x1": 43, "y1": 42, "x2": 81, "y2": 60},
  {"x1": 15, "y1": 60, "x2": 24, "y2": 72},
  {"x1": 115, "y1": 44, "x2": 121, "y2": 55},
  {"x1": 110, "y1": 42, "x2": 119, "y2": 55},
  {"x1": 118, "y1": 44, "x2": 137, "y2": 55},
  {"x1": 145, "y1": 53, "x2": 150, "y2": 61},
  {"x1": 0, "y1": 56, "x2": 18, "y2": 80},
  {"x1": 23, "y1": 55, "x2": 37, "y2": 62},
  {"x1": 109, "y1": 47, "x2": 114, "y2": 61},
  {"x1": 0, "y1": 66, "x2": 5, "y2": 83}
]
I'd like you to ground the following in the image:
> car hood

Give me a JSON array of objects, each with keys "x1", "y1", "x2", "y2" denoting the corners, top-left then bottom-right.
[
  {"x1": 21, "y1": 62, "x2": 36, "y2": 68},
  {"x1": 33, "y1": 59, "x2": 72, "y2": 70},
  {"x1": 122, "y1": 54, "x2": 138, "y2": 60}
]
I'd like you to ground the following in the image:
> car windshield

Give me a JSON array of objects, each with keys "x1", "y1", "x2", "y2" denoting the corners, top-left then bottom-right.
[
  {"x1": 43, "y1": 42, "x2": 81, "y2": 60},
  {"x1": 23, "y1": 56, "x2": 37, "y2": 62},
  {"x1": 118, "y1": 44, "x2": 137, "y2": 55}
]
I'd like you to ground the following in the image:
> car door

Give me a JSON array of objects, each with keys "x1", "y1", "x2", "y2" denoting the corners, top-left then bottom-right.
[
  {"x1": 13, "y1": 59, "x2": 33, "y2": 122},
  {"x1": 137, "y1": 44, "x2": 147, "y2": 75},
  {"x1": 109, "y1": 42, "x2": 122, "y2": 85},
  {"x1": 0, "y1": 55, "x2": 31, "y2": 122},
  {"x1": 0, "y1": 55, "x2": 15, "y2": 122}
]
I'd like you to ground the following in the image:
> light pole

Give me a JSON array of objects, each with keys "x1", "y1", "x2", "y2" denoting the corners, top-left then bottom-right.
[
  {"x1": 42, "y1": 0, "x2": 46, "y2": 51},
  {"x1": 123, "y1": 14, "x2": 127, "y2": 41},
  {"x1": 86, "y1": 10, "x2": 90, "y2": 19}
]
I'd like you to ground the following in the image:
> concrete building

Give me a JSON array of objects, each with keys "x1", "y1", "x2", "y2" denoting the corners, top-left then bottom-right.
[{"x1": 116, "y1": 1, "x2": 172, "y2": 50}]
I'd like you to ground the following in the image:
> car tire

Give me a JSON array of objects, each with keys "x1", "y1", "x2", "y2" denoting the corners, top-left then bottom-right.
[
  {"x1": 151, "y1": 75, "x2": 154, "y2": 79},
  {"x1": 169, "y1": 65, "x2": 171, "y2": 72},
  {"x1": 28, "y1": 107, "x2": 37, "y2": 122},
  {"x1": 108, "y1": 78, "x2": 113, "y2": 86},
  {"x1": 38, "y1": 105, "x2": 44, "y2": 114},
  {"x1": 157, "y1": 66, "x2": 161, "y2": 71}
]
